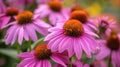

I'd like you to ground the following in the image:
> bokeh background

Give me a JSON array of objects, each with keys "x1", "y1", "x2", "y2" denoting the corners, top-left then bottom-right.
[{"x1": 0, "y1": 0, "x2": 120, "y2": 67}]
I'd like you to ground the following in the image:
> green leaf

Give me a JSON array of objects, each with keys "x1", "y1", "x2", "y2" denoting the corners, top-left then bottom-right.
[{"x1": 0, "y1": 49, "x2": 18, "y2": 59}]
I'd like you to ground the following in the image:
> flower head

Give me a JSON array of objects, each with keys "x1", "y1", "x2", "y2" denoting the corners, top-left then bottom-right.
[
  {"x1": 70, "y1": 10, "x2": 88, "y2": 23},
  {"x1": 17, "y1": 11, "x2": 33, "y2": 25},
  {"x1": 5, "y1": 10, "x2": 51, "y2": 45},
  {"x1": 45, "y1": 19, "x2": 98, "y2": 59},
  {"x1": 0, "y1": 7, "x2": 19, "y2": 30},
  {"x1": 95, "y1": 16, "x2": 117, "y2": 37},
  {"x1": 96, "y1": 32, "x2": 120, "y2": 67},
  {"x1": 48, "y1": 0, "x2": 62, "y2": 12},
  {"x1": 63, "y1": 20, "x2": 84, "y2": 37},
  {"x1": 17, "y1": 44, "x2": 69, "y2": 67},
  {"x1": 34, "y1": 0, "x2": 69, "y2": 26}
]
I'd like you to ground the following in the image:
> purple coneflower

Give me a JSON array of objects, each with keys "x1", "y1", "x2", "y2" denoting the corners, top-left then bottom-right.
[
  {"x1": 34, "y1": 0, "x2": 69, "y2": 26},
  {"x1": 17, "y1": 44, "x2": 69, "y2": 67},
  {"x1": 45, "y1": 19, "x2": 98, "y2": 59},
  {"x1": 95, "y1": 16, "x2": 117, "y2": 38},
  {"x1": 5, "y1": 11, "x2": 50, "y2": 45},
  {"x1": 96, "y1": 32, "x2": 120, "y2": 67},
  {"x1": 0, "y1": 7, "x2": 19, "y2": 30},
  {"x1": 58, "y1": 10, "x2": 98, "y2": 31}
]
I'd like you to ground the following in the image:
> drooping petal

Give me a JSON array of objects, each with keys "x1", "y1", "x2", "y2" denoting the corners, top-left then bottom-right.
[
  {"x1": 51, "y1": 55, "x2": 67, "y2": 67},
  {"x1": 44, "y1": 30, "x2": 63, "y2": 41},
  {"x1": 42, "y1": 60, "x2": 51, "y2": 67},
  {"x1": 25, "y1": 24, "x2": 37, "y2": 42},
  {"x1": 18, "y1": 52, "x2": 34, "y2": 59},
  {"x1": 74, "y1": 38, "x2": 82, "y2": 59},
  {"x1": 18, "y1": 26, "x2": 24, "y2": 45},
  {"x1": 35, "y1": 61, "x2": 42, "y2": 67},
  {"x1": 5, "y1": 25, "x2": 17, "y2": 45},
  {"x1": 79, "y1": 36, "x2": 91, "y2": 58}
]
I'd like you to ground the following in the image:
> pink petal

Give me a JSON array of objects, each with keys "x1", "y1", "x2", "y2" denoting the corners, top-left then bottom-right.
[
  {"x1": 11, "y1": 26, "x2": 20, "y2": 45},
  {"x1": 47, "y1": 34, "x2": 63, "y2": 52},
  {"x1": 58, "y1": 36, "x2": 69, "y2": 53},
  {"x1": 44, "y1": 30, "x2": 63, "y2": 41},
  {"x1": 18, "y1": 52, "x2": 34, "y2": 59},
  {"x1": 25, "y1": 24, "x2": 38, "y2": 42},
  {"x1": 49, "y1": 13, "x2": 64, "y2": 25},
  {"x1": 35, "y1": 61, "x2": 42, "y2": 67},
  {"x1": 42, "y1": 60, "x2": 51, "y2": 67},
  {"x1": 52, "y1": 53, "x2": 70, "y2": 64},
  {"x1": 17, "y1": 57, "x2": 34, "y2": 67},
  {"x1": 23, "y1": 28, "x2": 29, "y2": 41},
  {"x1": 74, "y1": 39, "x2": 82, "y2": 59},
  {"x1": 34, "y1": 4, "x2": 50, "y2": 18},
  {"x1": 80, "y1": 36, "x2": 91, "y2": 58},
  {"x1": 34, "y1": 19, "x2": 51, "y2": 28},
  {"x1": 18, "y1": 26, "x2": 24, "y2": 45},
  {"x1": 0, "y1": 16, "x2": 11, "y2": 29},
  {"x1": 67, "y1": 38, "x2": 74, "y2": 57},
  {"x1": 33, "y1": 23, "x2": 48, "y2": 36},
  {"x1": 5, "y1": 25, "x2": 17, "y2": 45},
  {"x1": 51, "y1": 55, "x2": 67, "y2": 67}
]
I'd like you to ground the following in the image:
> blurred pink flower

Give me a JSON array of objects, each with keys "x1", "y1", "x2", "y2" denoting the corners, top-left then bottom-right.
[
  {"x1": 96, "y1": 32, "x2": 120, "y2": 67},
  {"x1": 94, "y1": 16, "x2": 117, "y2": 38},
  {"x1": 91, "y1": 60, "x2": 107, "y2": 67},
  {"x1": 6, "y1": 0, "x2": 34, "y2": 9},
  {"x1": 45, "y1": 19, "x2": 98, "y2": 59},
  {"x1": 17, "y1": 44, "x2": 69, "y2": 67},
  {"x1": 55, "y1": 60, "x2": 89, "y2": 67},
  {"x1": 34, "y1": 0, "x2": 69, "y2": 26},
  {"x1": 0, "y1": 0, "x2": 6, "y2": 14},
  {"x1": 5, "y1": 11, "x2": 51, "y2": 45},
  {"x1": 0, "y1": 7, "x2": 18, "y2": 30}
]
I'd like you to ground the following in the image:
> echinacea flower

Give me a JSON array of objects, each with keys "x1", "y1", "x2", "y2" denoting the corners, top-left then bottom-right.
[
  {"x1": 0, "y1": 0, "x2": 6, "y2": 14},
  {"x1": 0, "y1": 7, "x2": 19, "y2": 30},
  {"x1": 96, "y1": 32, "x2": 120, "y2": 67},
  {"x1": 95, "y1": 16, "x2": 117, "y2": 38},
  {"x1": 58, "y1": 10, "x2": 98, "y2": 31},
  {"x1": 17, "y1": 44, "x2": 69, "y2": 67},
  {"x1": 54, "y1": 60, "x2": 89, "y2": 67},
  {"x1": 45, "y1": 19, "x2": 98, "y2": 59},
  {"x1": 34, "y1": 0, "x2": 69, "y2": 26},
  {"x1": 5, "y1": 11, "x2": 50, "y2": 45}
]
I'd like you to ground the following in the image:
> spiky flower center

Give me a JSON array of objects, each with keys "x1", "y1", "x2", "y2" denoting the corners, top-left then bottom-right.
[
  {"x1": 6, "y1": 7, "x2": 19, "y2": 16},
  {"x1": 34, "y1": 44, "x2": 52, "y2": 60},
  {"x1": 63, "y1": 19, "x2": 84, "y2": 37},
  {"x1": 70, "y1": 10, "x2": 88, "y2": 23},
  {"x1": 48, "y1": 0, "x2": 62, "y2": 12},
  {"x1": 107, "y1": 32, "x2": 120, "y2": 51},
  {"x1": 17, "y1": 11, "x2": 33, "y2": 25}
]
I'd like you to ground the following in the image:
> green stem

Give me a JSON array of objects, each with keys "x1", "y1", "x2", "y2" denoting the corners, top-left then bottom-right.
[
  {"x1": 108, "y1": 51, "x2": 112, "y2": 67},
  {"x1": 68, "y1": 56, "x2": 75, "y2": 67},
  {"x1": 28, "y1": 40, "x2": 32, "y2": 51},
  {"x1": 16, "y1": 42, "x2": 20, "y2": 54}
]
